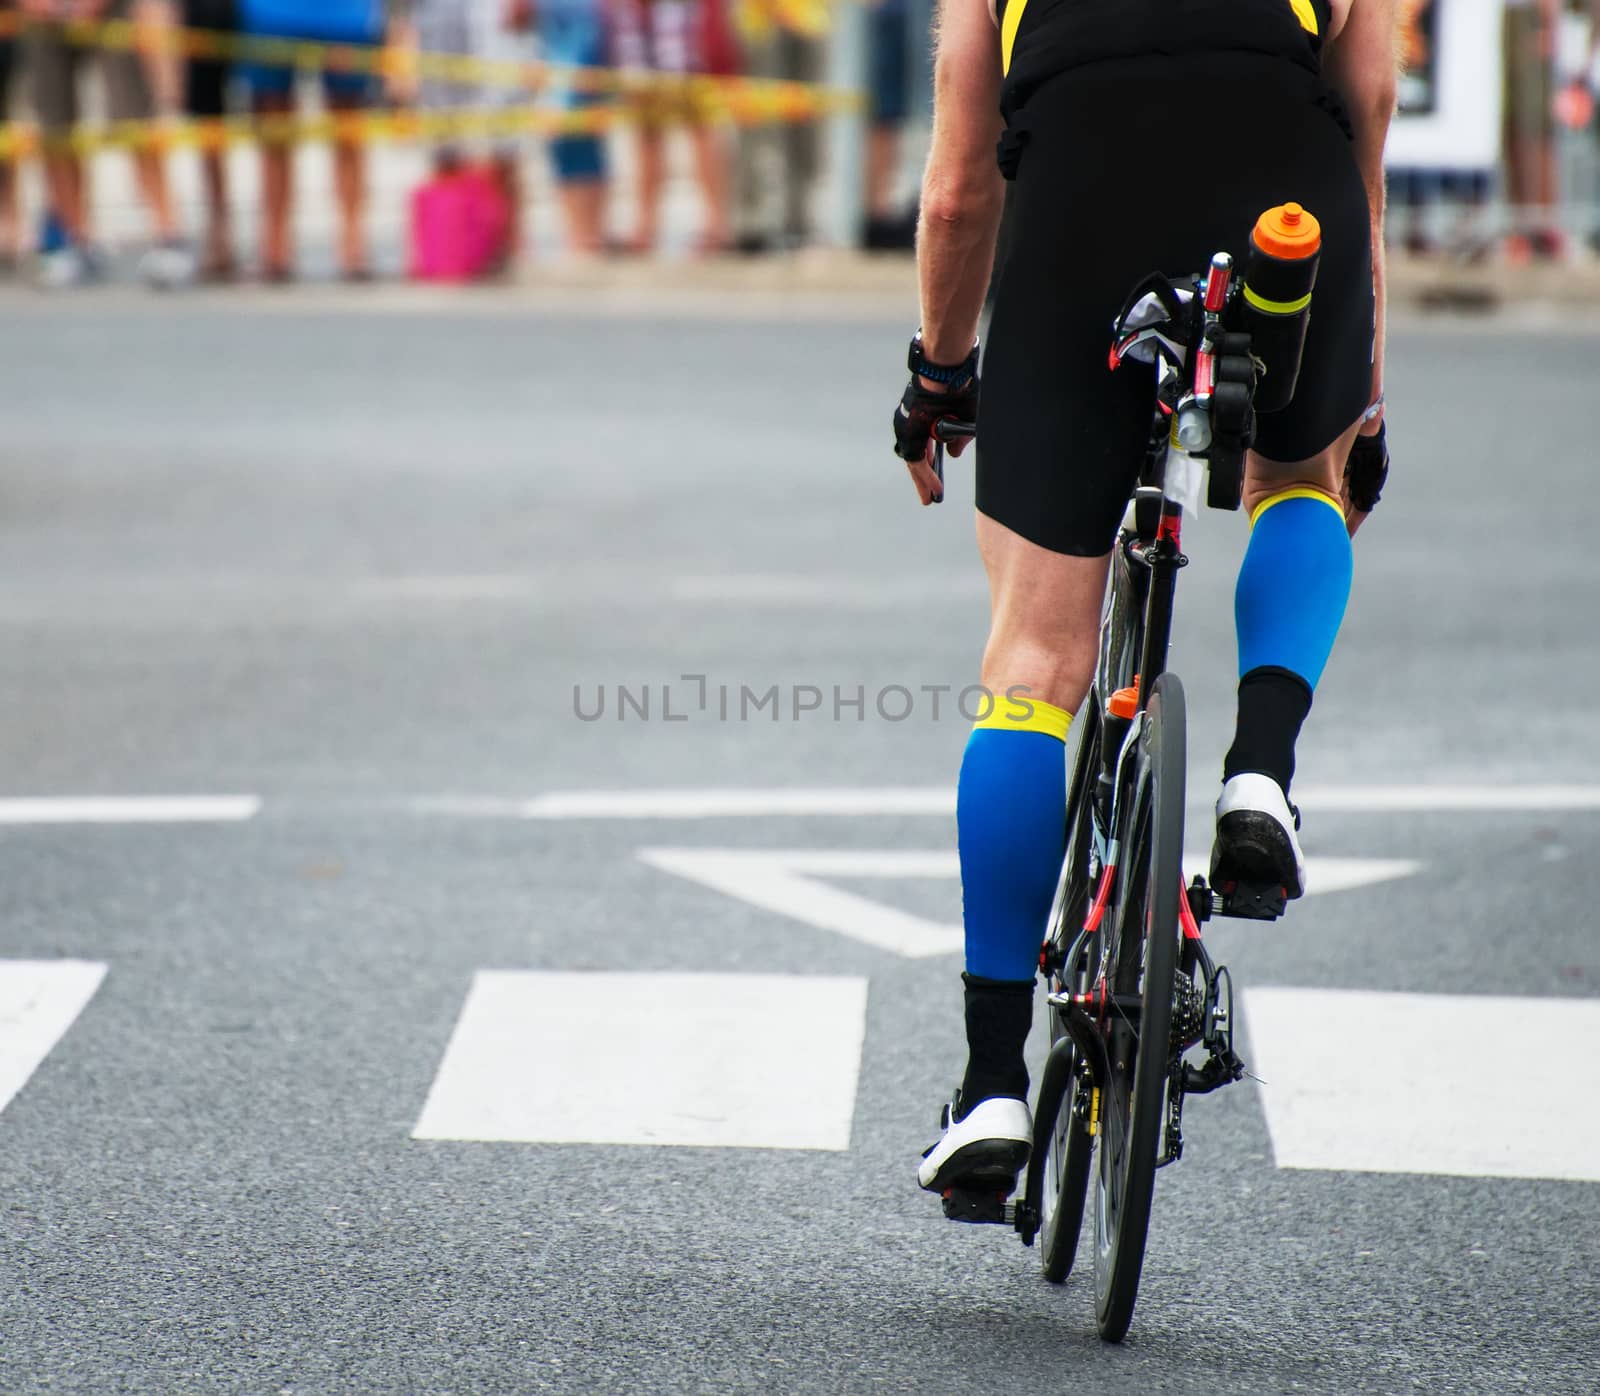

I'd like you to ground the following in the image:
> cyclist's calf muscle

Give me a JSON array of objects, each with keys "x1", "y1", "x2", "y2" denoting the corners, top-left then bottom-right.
[{"x1": 976, "y1": 512, "x2": 1108, "y2": 716}]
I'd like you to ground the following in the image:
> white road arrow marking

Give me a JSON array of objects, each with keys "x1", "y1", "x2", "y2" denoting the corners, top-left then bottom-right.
[
  {"x1": 639, "y1": 848, "x2": 963, "y2": 958},
  {"x1": 0, "y1": 960, "x2": 108, "y2": 1115},
  {"x1": 639, "y1": 849, "x2": 1422, "y2": 958},
  {"x1": 1244, "y1": 987, "x2": 1600, "y2": 1183}
]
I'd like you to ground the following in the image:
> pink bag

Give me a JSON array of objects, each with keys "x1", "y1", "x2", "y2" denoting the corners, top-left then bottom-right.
[{"x1": 409, "y1": 168, "x2": 512, "y2": 282}]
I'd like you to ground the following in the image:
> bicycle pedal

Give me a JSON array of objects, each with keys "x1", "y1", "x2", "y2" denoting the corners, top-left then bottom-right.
[
  {"x1": 941, "y1": 1187, "x2": 1013, "y2": 1225},
  {"x1": 1217, "y1": 880, "x2": 1287, "y2": 921}
]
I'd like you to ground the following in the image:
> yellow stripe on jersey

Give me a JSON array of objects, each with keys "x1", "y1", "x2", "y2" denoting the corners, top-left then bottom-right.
[
  {"x1": 1288, "y1": 0, "x2": 1319, "y2": 35},
  {"x1": 1000, "y1": 0, "x2": 1030, "y2": 76}
]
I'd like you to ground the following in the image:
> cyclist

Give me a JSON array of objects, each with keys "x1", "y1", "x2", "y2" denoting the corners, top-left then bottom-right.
[{"x1": 898, "y1": 0, "x2": 1397, "y2": 1195}]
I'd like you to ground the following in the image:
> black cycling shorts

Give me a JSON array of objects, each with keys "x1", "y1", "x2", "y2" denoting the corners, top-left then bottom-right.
[{"x1": 978, "y1": 52, "x2": 1374, "y2": 557}]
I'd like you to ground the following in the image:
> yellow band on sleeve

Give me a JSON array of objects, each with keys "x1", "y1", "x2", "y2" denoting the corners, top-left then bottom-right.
[
  {"x1": 1250, "y1": 486, "x2": 1346, "y2": 529},
  {"x1": 973, "y1": 694, "x2": 1072, "y2": 742}
]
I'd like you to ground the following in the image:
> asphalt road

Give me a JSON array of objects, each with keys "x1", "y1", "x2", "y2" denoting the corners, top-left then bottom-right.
[{"x1": 0, "y1": 287, "x2": 1597, "y2": 1394}]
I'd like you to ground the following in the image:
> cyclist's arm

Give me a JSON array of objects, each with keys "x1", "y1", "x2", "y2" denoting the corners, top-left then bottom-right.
[
  {"x1": 1322, "y1": 0, "x2": 1399, "y2": 433},
  {"x1": 916, "y1": 0, "x2": 1005, "y2": 371}
]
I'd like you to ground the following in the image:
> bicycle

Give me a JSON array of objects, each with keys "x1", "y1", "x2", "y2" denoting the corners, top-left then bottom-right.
[{"x1": 930, "y1": 220, "x2": 1314, "y2": 1342}]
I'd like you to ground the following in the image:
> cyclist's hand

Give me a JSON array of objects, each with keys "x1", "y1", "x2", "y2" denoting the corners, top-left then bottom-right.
[
  {"x1": 1342, "y1": 419, "x2": 1388, "y2": 538},
  {"x1": 893, "y1": 376, "x2": 978, "y2": 507}
]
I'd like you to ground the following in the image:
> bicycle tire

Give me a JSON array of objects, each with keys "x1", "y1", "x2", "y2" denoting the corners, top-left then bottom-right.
[
  {"x1": 1037, "y1": 694, "x2": 1102, "y2": 1284},
  {"x1": 1091, "y1": 672, "x2": 1186, "y2": 1342}
]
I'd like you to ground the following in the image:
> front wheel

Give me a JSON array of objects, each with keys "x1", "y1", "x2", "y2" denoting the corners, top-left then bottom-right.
[{"x1": 1091, "y1": 673, "x2": 1186, "y2": 1342}]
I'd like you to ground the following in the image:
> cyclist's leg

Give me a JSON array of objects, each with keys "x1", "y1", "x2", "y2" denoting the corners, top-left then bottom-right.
[
  {"x1": 956, "y1": 519, "x2": 1105, "y2": 1103},
  {"x1": 918, "y1": 519, "x2": 1107, "y2": 1192},
  {"x1": 1214, "y1": 423, "x2": 1362, "y2": 896}
]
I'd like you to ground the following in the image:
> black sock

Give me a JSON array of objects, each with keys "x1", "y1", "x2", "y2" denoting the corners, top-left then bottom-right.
[
  {"x1": 1223, "y1": 667, "x2": 1313, "y2": 794},
  {"x1": 957, "y1": 973, "x2": 1033, "y2": 1116}
]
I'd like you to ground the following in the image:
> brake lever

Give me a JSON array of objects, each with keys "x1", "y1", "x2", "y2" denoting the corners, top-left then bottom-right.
[{"x1": 929, "y1": 419, "x2": 977, "y2": 506}]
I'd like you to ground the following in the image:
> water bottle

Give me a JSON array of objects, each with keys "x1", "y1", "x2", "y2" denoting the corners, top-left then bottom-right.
[{"x1": 1241, "y1": 202, "x2": 1321, "y2": 413}]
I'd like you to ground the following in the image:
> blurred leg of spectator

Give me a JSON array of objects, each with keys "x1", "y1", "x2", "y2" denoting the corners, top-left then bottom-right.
[
  {"x1": 183, "y1": 0, "x2": 240, "y2": 279},
  {"x1": 238, "y1": 0, "x2": 384, "y2": 280},
  {"x1": 25, "y1": 6, "x2": 186, "y2": 285},
  {"x1": 538, "y1": 0, "x2": 610, "y2": 256},
  {"x1": 0, "y1": 10, "x2": 18, "y2": 270},
  {"x1": 1503, "y1": 0, "x2": 1560, "y2": 260},
  {"x1": 733, "y1": 8, "x2": 821, "y2": 252},
  {"x1": 616, "y1": 0, "x2": 728, "y2": 253},
  {"x1": 863, "y1": 0, "x2": 910, "y2": 249}
]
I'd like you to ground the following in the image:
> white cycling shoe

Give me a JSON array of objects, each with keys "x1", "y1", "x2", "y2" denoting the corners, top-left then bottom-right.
[
  {"x1": 1211, "y1": 772, "x2": 1307, "y2": 900},
  {"x1": 917, "y1": 1095, "x2": 1033, "y2": 1194}
]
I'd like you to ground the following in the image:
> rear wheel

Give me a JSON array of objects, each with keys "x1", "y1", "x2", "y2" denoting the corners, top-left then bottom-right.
[
  {"x1": 1091, "y1": 673, "x2": 1186, "y2": 1342},
  {"x1": 1038, "y1": 693, "x2": 1102, "y2": 1284}
]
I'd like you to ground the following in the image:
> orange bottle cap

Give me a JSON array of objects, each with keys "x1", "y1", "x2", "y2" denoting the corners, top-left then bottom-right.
[
  {"x1": 1253, "y1": 202, "x2": 1322, "y2": 260},
  {"x1": 1107, "y1": 678, "x2": 1140, "y2": 720}
]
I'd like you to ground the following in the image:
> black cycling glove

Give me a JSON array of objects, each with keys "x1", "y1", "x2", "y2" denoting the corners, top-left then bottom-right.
[
  {"x1": 893, "y1": 375, "x2": 980, "y2": 464},
  {"x1": 1345, "y1": 420, "x2": 1389, "y2": 514}
]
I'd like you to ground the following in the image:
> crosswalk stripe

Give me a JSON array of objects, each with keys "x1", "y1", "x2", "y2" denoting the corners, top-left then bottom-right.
[
  {"x1": 1244, "y1": 987, "x2": 1600, "y2": 1182},
  {"x1": 413, "y1": 971, "x2": 868, "y2": 1150},
  {"x1": 0, "y1": 960, "x2": 108, "y2": 1115}
]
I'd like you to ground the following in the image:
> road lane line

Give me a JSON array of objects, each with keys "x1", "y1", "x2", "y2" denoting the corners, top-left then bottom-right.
[
  {"x1": 524, "y1": 789, "x2": 957, "y2": 819},
  {"x1": 0, "y1": 797, "x2": 262, "y2": 825},
  {"x1": 413, "y1": 971, "x2": 868, "y2": 1150},
  {"x1": 1245, "y1": 987, "x2": 1600, "y2": 1183},
  {"x1": 0, "y1": 961, "x2": 108, "y2": 1115},
  {"x1": 640, "y1": 849, "x2": 1418, "y2": 958},
  {"x1": 521, "y1": 785, "x2": 1600, "y2": 820}
]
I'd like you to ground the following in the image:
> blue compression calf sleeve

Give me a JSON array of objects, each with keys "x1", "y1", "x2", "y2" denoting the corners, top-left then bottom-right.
[
  {"x1": 957, "y1": 697, "x2": 1070, "y2": 982},
  {"x1": 1235, "y1": 490, "x2": 1353, "y2": 689}
]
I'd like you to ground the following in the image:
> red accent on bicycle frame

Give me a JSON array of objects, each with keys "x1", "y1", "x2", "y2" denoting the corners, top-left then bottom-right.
[
  {"x1": 1084, "y1": 865, "x2": 1116, "y2": 933},
  {"x1": 1157, "y1": 507, "x2": 1182, "y2": 545},
  {"x1": 1178, "y1": 879, "x2": 1203, "y2": 941},
  {"x1": 1204, "y1": 257, "x2": 1233, "y2": 313},
  {"x1": 1193, "y1": 350, "x2": 1216, "y2": 399}
]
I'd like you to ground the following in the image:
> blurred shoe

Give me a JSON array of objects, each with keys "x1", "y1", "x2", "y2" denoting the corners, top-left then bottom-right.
[
  {"x1": 36, "y1": 245, "x2": 102, "y2": 290},
  {"x1": 862, "y1": 211, "x2": 917, "y2": 252},
  {"x1": 139, "y1": 240, "x2": 197, "y2": 290},
  {"x1": 734, "y1": 231, "x2": 774, "y2": 257}
]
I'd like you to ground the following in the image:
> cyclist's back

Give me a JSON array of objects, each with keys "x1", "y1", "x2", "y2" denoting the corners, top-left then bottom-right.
[{"x1": 980, "y1": 2, "x2": 1372, "y2": 559}]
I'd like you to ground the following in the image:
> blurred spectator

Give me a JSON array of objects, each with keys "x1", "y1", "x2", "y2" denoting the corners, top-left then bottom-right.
[
  {"x1": 731, "y1": 0, "x2": 824, "y2": 253},
  {"x1": 613, "y1": 0, "x2": 732, "y2": 254},
  {"x1": 1503, "y1": 0, "x2": 1560, "y2": 260},
  {"x1": 0, "y1": 0, "x2": 19, "y2": 272},
  {"x1": 512, "y1": 0, "x2": 610, "y2": 256},
  {"x1": 182, "y1": 0, "x2": 239, "y2": 279},
  {"x1": 414, "y1": 0, "x2": 528, "y2": 266},
  {"x1": 21, "y1": 0, "x2": 190, "y2": 287},
  {"x1": 862, "y1": 0, "x2": 912, "y2": 250},
  {"x1": 1386, "y1": 168, "x2": 1493, "y2": 260},
  {"x1": 236, "y1": 0, "x2": 408, "y2": 279}
]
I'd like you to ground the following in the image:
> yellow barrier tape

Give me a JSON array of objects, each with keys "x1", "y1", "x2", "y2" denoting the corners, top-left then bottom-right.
[
  {"x1": 0, "y1": 13, "x2": 864, "y2": 112},
  {"x1": 0, "y1": 88, "x2": 838, "y2": 162}
]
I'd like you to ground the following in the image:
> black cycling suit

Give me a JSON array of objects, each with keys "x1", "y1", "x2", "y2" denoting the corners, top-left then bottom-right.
[{"x1": 977, "y1": 0, "x2": 1374, "y2": 556}]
